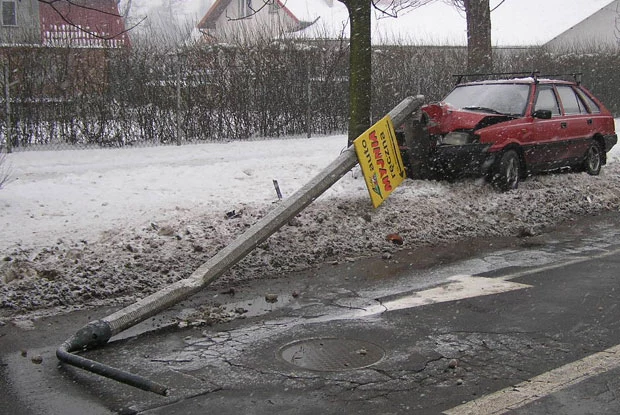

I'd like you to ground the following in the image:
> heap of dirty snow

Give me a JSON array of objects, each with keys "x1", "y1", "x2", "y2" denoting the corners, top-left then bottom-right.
[{"x1": 2, "y1": 130, "x2": 620, "y2": 320}]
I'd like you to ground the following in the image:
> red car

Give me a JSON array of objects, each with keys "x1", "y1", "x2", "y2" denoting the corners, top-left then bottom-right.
[{"x1": 407, "y1": 74, "x2": 617, "y2": 190}]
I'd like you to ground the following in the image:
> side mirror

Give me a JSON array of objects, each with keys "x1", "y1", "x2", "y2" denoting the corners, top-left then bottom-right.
[{"x1": 532, "y1": 109, "x2": 552, "y2": 119}]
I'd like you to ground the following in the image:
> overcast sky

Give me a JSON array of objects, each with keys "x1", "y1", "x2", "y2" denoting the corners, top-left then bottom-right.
[{"x1": 377, "y1": 0, "x2": 614, "y2": 45}]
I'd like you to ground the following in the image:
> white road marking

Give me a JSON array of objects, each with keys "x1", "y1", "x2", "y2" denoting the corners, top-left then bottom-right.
[
  {"x1": 309, "y1": 275, "x2": 532, "y2": 323},
  {"x1": 357, "y1": 247, "x2": 620, "y2": 319},
  {"x1": 443, "y1": 343, "x2": 620, "y2": 415},
  {"x1": 374, "y1": 275, "x2": 532, "y2": 314}
]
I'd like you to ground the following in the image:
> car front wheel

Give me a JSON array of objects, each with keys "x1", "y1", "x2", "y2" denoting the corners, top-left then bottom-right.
[
  {"x1": 492, "y1": 150, "x2": 521, "y2": 191},
  {"x1": 583, "y1": 141, "x2": 603, "y2": 176}
]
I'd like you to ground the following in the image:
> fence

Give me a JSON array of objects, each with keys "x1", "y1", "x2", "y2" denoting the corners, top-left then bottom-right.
[{"x1": 1, "y1": 41, "x2": 619, "y2": 151}]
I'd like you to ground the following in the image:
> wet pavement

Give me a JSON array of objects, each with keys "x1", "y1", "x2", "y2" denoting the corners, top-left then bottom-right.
[{"x1": 3, "y1": 212, "x2": 620, "y2": 414}]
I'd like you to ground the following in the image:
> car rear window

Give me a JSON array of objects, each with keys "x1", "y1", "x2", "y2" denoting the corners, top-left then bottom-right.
[
  {"x1": 556, "y1": 85, "x2": 586, "y2": 115},
  {"x1": 575, "y1": 88, "x2": 601, "y2": 114}
]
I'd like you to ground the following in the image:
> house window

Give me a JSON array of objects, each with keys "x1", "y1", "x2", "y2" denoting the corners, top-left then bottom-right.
[
  {"x1": 2, "y1": 0, "x2": 17, "y2": 26},
  {"x1": 238, "y1": 0, "x2": 251, "y2": 18}
]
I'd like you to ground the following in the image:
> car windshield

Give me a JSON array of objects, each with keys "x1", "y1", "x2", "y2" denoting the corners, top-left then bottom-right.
[{"x1": 443, "y1": 83, "x2": 531, "y2": 116}]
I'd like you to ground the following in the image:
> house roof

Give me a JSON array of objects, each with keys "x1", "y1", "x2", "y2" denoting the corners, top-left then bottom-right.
[
  {"x1": 283, "y1": 0, "x2": 340, "y2": 24},
  {"x1": 545, "y1": 0, "x2": 619, "y2": 48},
  {"x1": 39, "y1": 0, "x2": 129, "y2": 47},
  {"x1": 197, "y1": 0, "x2": 231, "y2": 29}
]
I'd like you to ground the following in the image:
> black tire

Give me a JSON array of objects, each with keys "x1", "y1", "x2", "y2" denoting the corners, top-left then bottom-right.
[
  {"x1": 492, "y1": 150, "x2": 521, "y2": 191},
  {"x1": 583, "y1": 141, "x2": 603, "y2": 176}
]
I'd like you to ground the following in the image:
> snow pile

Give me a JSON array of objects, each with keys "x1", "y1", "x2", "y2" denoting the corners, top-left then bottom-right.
[{"x1": 2, "y1": 130, "x2": 620, "y2": 319}]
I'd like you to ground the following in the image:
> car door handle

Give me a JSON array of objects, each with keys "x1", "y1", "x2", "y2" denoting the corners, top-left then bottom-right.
[
  {"x1": 560, "y1": 122, "x2": 567, "y2": 129},
  {"x1": 587, "y1": 119, "x2": 593, "y2": 125}
]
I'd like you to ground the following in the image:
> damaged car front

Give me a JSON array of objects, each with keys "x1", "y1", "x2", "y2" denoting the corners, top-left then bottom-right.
[
  {"x1": 399, "y1": 75, "x2": 616, "y2": 190},
  {"x1": 423, "y1": 81, "x2": 532, "y2": 182}
]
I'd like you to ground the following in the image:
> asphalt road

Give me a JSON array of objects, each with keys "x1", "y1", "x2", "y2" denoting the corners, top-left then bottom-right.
[{"x1": 3, "y1": 211, "x2": 620, "y2": 414}]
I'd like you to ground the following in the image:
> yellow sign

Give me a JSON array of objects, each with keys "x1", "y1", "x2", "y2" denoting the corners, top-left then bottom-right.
[{"x1": 353, "y1": 115, "x2": 406, "y2": 208}]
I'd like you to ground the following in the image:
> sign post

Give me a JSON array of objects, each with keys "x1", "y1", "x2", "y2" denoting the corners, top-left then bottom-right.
[{"x1": 56, "y1": 96, "x2": 425, "y2": 395}]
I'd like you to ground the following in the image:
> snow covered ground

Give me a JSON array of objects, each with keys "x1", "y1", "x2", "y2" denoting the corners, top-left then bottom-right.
[
  {"x1": 0, "y1": 136, "x2": 353, "y2": 252},
  {"x1": 1, "y1": 125, "x2": 620, "y2": 320}
]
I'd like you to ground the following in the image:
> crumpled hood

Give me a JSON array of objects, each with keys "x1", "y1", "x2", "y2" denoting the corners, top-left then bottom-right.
[{"x1": 422, "y1": 103, "x2": 515, "y2": 135}]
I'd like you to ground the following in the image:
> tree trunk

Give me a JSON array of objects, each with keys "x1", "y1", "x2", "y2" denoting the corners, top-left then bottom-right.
[
  {"x1": 340, "y1": 0, "x2": 372, "y2": 146},
  {"x1": 464, "y1": 0, "x2": 492, "y2": 74}
]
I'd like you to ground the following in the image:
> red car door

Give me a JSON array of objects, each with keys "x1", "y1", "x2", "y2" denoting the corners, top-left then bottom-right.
[
  {"x1": 555, "y1": 85, "x2": 592, "y2": 162},
  {"x1": 526, "y1": 85, "x2": 564, "y2": 170}
]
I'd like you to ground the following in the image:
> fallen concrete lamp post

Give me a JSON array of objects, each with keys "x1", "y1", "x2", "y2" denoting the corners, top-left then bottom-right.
[{"x1": 56, "y1": 95, "x2": 426, "y2": 396}]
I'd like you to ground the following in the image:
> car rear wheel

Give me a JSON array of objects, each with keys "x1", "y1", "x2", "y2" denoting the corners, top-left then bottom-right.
[
  {"x1": 583, "y1": 141, "x2": 603, "y2": 176},
  {"x1": 492, "y1": 150, "x2": 520, "y2": 191}
]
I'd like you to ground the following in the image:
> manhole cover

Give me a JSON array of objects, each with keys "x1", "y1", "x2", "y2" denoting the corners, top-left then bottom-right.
[{"x1": 278, "y1": 338, "x2": 384, "y2": 371}]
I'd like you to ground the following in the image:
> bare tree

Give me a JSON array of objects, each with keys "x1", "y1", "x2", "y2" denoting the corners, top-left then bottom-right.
[
  {"x1": 615, "y1": 0, "x2": 620, "y2": 45},
  {"x1": 339, "y1": 0, "x2": 433, "y2": 145},
  {"x1": 373, "y1": 0, "x2": 435, "y2": 17},
  {"x1": 338, "y1": 0, "x2": 371, "y2": 146},
  {"x1": 446, "y1": 0, "x2": 506, "y2": 73}
]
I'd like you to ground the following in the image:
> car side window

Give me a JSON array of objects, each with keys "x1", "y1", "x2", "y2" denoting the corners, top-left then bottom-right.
[
  {"x1": 556, "y1": 85, "x2": 584, "y2": 115},
  {"x1": 575, "y1": 88, "x2": 601, "y2": 114},
  {"x1": 534, "y1": 87, "x2": 561, "y2": 116}
]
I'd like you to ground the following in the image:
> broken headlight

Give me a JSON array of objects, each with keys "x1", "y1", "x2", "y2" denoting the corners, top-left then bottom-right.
[{"x1": 439, "y1": 131, "x2": 479, "y2": 145}]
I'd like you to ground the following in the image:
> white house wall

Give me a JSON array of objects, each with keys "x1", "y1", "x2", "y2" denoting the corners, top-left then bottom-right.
[{"x1": 210, "y1": 1, "x2": 299, "y2": 44}]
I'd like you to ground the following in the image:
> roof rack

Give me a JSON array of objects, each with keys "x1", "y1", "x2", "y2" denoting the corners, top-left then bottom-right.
[
  {"x1": 453, "y1": 71, "x2": 539, "y2": 85},
  {"x1": 535, "y1": 72, "x2": 583, "y2": 85},
  {"x1": 453, "y1": 71, "x2": 583, "y2": 85}
]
